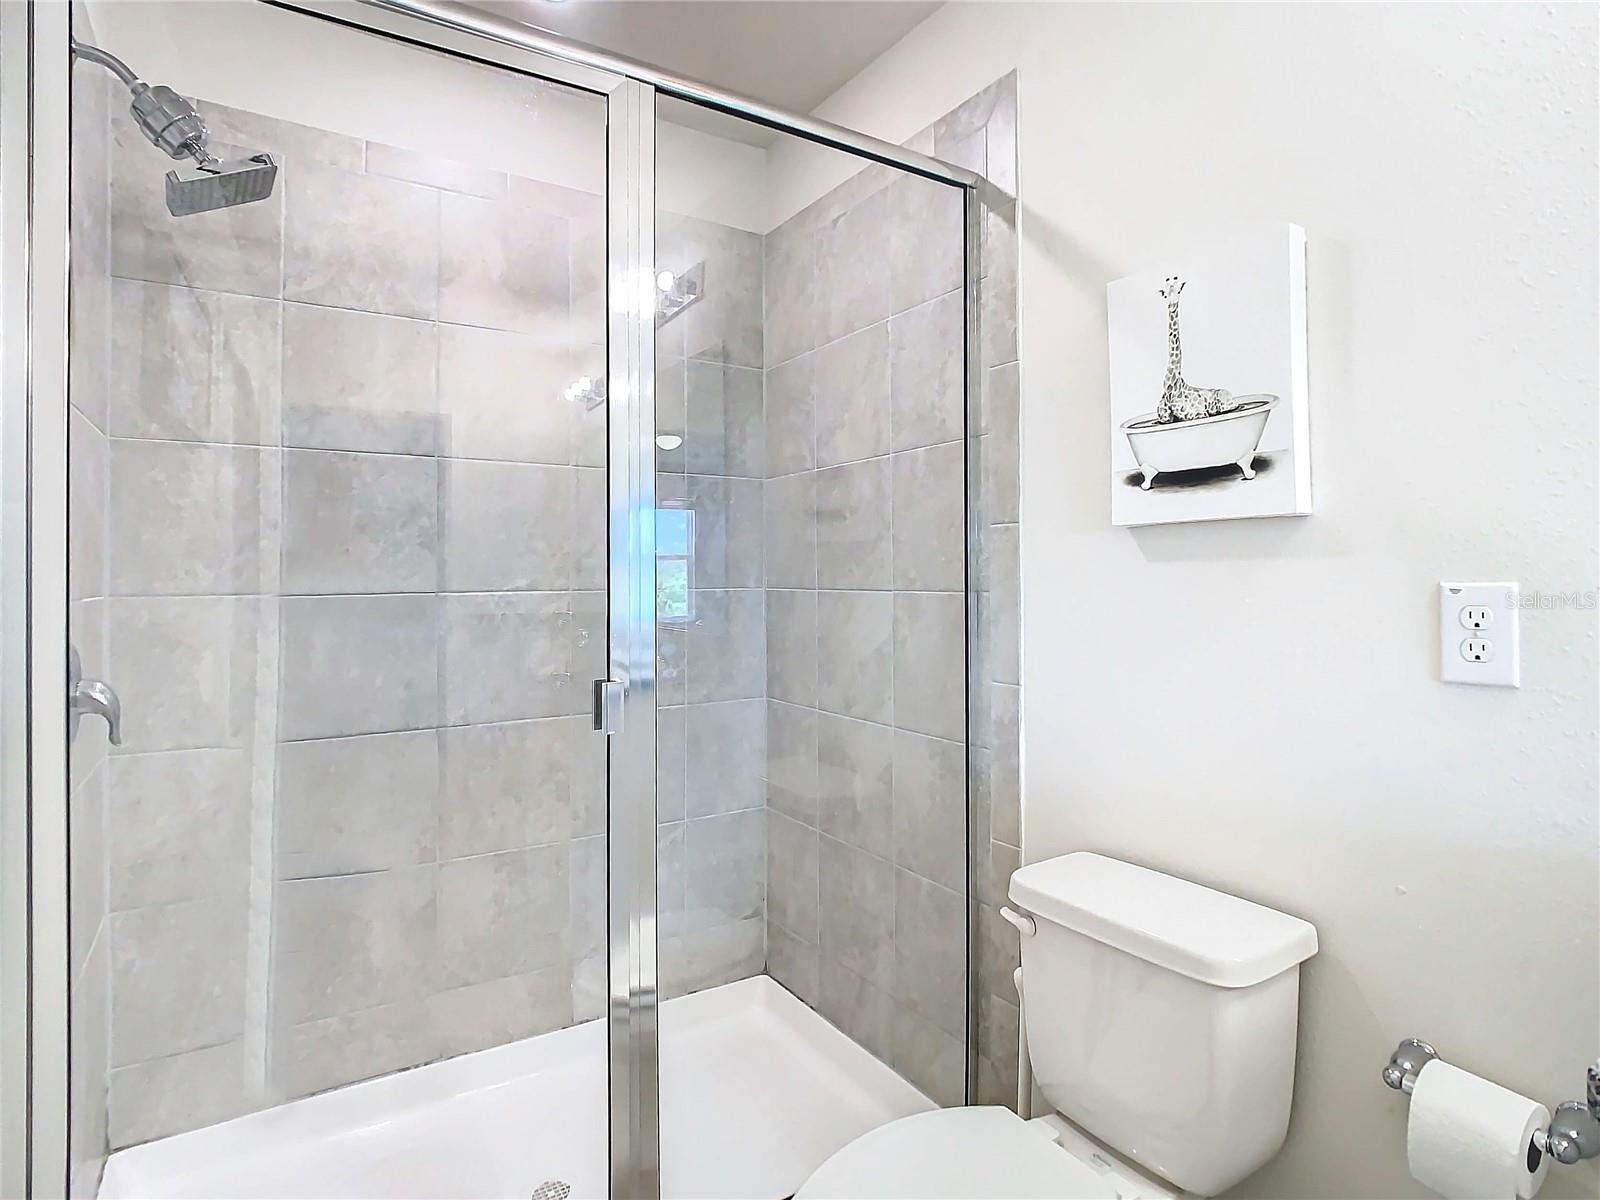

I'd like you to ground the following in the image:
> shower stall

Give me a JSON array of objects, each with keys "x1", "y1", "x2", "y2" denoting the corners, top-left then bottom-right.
[{"x1": 0, "y1": 1, "x2": 1021, "y2": 1196}]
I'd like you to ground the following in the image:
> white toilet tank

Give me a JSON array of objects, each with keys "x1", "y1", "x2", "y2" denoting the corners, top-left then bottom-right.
[{"x1": 1008, "y1": 854, "x2": 1318, "y2": 1197}]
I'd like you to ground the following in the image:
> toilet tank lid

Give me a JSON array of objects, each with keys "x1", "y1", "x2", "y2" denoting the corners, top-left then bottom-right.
[{"x1": 1008, "y1": 853, "x2": 1318, "y2": 988}]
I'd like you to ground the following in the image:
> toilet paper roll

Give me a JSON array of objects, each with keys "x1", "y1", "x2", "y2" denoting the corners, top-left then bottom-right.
[{"x1": 1407, "y1": 1060, "x2": 1551, "y2": 1200}]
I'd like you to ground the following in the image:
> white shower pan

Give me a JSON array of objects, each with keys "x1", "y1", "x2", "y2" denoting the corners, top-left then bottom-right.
[{"x1": 99, "y1": 976, "x2": 932, "y2": 1200}]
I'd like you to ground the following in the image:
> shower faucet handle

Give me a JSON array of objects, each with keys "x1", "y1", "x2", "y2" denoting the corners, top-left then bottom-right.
[{"x1": 68, "y1": 644, "x2": 122, "y2": 747}]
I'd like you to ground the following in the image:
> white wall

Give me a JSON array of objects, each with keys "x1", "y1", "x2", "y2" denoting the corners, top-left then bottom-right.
[
  {"x1": 781, "y1": 4, "x2": 1600, "y2": 1197},
  {"x1": 84, "y1": 1, "x2": 770, "y2": 231}
]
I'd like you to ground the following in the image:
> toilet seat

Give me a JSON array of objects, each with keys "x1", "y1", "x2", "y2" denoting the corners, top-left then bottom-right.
[{"x1": 794, "y1": 1107, "x2": 1114, "y2": 1199}]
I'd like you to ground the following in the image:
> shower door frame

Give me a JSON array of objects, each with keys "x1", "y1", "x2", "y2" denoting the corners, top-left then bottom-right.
[{"x1": 0, "y1": 1, "x2": 990, "y2": 1195}]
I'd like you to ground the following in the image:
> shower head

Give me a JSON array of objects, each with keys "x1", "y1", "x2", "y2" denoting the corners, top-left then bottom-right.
[
  {"x1": 165, "y1": 153, "x2": 279, "y2": 218},
  {"x1": 72, "y1": 39, "x2": 278, "y2": 217}
]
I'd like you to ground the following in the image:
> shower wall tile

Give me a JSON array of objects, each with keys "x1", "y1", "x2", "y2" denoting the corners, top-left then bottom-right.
[
  {"x1": 889, "y1": 290, "x2": 964, "y2": 452},
  {"x1": 817, "y1": 954, "x2": 894, "y2": 1065},
  {"x1": 673, "y1": 219, "x2": 764, "y2": 369},
  {"x1": 887, "y1": 175, "x2": 964, "y2": 317},
  {"x1": 69, "y1": 770, "x2": 107, "y2": 983},
  {"x1": 273, "y1": 867, "x2": 437, "y2": 1025},
  {"x1": 767, "y1": 922, "x2": 820, "y2": 1006},
  {"x1": 763, "y1": 473, "x2": 817, "y2": 590},
  {"x1": 109, "y1": 897, "x2": 247, "y2": 1066},
  {"x1": 762, "y1": 219, "x2": 818, "y2": 367},
  {"x1": 107, "y1": 1042, "x2": 251, "y2": 1149},
  {"x1": 685, "y1": 361, "x2": 764, "y2": 477},
  {"x1": 892, "y1": 443, "x2": 965, "y2": 593},
  {"x1": 818, "y1": 836, "x2": 895, "y2": 988},
  {"x1": 109, "y1": 440, "x2": 269, "y2": 596},
  {"x1": 284, "y1": 160, "x2": 439, "y2": 319},
  {"x1": 110, "y1": 114, "x2": 283, "y2": 298},
  {"x1": 438, "y1": 718, "x2": 576, "y2": 857},
  {"x1": 684, "y1": 809, "x2": 766, "y2": 928},
  {"x1": 686, "y1": 589, "x2": 765, "y2": 703},
  {"x1": 764, "y1": 354, "x2": 815, "y2": 477},
  {"x1": 570, "y1": 836, "x2": 608, "y2": 960},
  {"x1": 658, "y1": 706, "x2": 689, "y2": 823},
  {"x1": 686, "y1": 699, "x2": 765, "y2": 817},
  {"x1": 892, "y1": 592, "x2": 965, "y2": 741},
  {"x1": 202, "y1": 101, "x2": 364, "y2": 172},
  {"x1": 766, "y1": 700, "x2": 818, "y2": 825},
  {"x1": 365, "y1": 141, "x2": 508, "y2": 199},
  {"x1": 892, "y1": 1007, "x2": 964, "y2": 1109},
  {"x1": 573, "y1": 469, "x2": 608, "y2": 592},
  {"x1": 283, "y1": 449, "x2": 439, "y2": 594},
  {"x1": 816, "y1": 590, "x2": 893, "y2": 725},
  {"x1": 685, "y1": 475, "x2": 763, "y2": 590},
  {"x1": 816, "y1": 459, "x2": 892, "y2": 591},
  {"x1": 984, "y1": 361, "x2": 1021, "y2": 524},
  {"x1": 441, "y1": 591, "x2": 582, "y2": 725},
  {"x1": 279, "y1": 594, "x2": 441, "y2": 740},
  {"x1": 438, "y1": 845, "x2": 568, "y2": 987},
  {"x1": 439, "y1": 193, "x2": 569, "y2": 337},
  {"x1": 442, "y1": 460, "x2": 574, "y2": 592},
  {"x1": 813, "y1": 324, "x2": 890, "y2": 468},
  {"x1": 816, "y1": 713, "x2": 893, "y2": 859},
  {"x1": 275, "y1": 1000, "x2": 436, "y2": 1100},
  {"x1": 69, "y1": 931, "x2": 107, "y2": 1199},
  {"x1": 989, "y1": 684, "x2": 1021, "y2": 847},
  {"x1": 69, "y1": 410, "x2": 108, "y2": 604},
  {"x1": 987, "y1": 524, "x2": 1020, "y2": 686},
  {"x1": 894, "y1": 869, "x2": 965, "y2": 1038},
  {"x1": 106, "y1": 596, "x2": 261, "y2": 754},
  {"x1": 767, "y1": 811, "x2": 819, "y2": 940},
  {"x1": 662, "y1": 917, "x2": 764, "y2": 1000},
  {"x1": 428, "y1": 966, "x2": 574, "y2": 1061},
  {"x1": 437, "y1": 323, "x2": 573, "y2": 464},
  {"x1": 656, "y1": 823, "x2": 688, "y2": 940},
  {"x1": 766, "y1": 588, "x2": 817, "y2": 710},
  {"x1": 109, "y1": 280, "x2": 281, "y2": 446},
  {"x1": 277, "y1": 731, "x2": 439, "y2": 878},
  {"x1": 282, "y1": 304, "x2": 440, "y2": 455},
  {"x1": 107, "y1": 749, "x2": 252, "y2": 910},
  {"x1": 102, "y1": 96, "x2": 651, "y2": 1141},
  {"x1": 760, "y1": 74, "x2": 1021, "y2": 1102},
  {"x1": 818, "y1": 186, "x2": 893, "y2": 345},
  {"x1": 892, "y1": 730, "x2": 965, "y2": 894}
]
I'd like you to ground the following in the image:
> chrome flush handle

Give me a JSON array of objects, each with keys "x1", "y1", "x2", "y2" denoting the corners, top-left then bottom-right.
[{"x1": 68, "y1": 643, "x2": 122, "y2": 746}]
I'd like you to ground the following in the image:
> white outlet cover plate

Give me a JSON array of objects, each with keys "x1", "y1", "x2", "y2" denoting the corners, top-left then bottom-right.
[{"x1": 1440, "y1": 582, "x2": 1520, "y2": 687}]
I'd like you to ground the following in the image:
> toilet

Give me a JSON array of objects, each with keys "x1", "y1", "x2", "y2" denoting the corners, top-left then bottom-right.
[{"x1": 797, "y1": 852, "x2": 1319, "y2": 1199}]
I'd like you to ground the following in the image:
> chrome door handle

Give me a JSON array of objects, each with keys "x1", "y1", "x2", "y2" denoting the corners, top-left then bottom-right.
[{"x1": 68, "y1": 643, "x2": 122, "y2": 746}]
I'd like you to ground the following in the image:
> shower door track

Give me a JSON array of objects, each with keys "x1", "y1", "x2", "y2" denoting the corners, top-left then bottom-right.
[{"x1": 0, "y1": 2, "x2": 992, "y2": 1196}]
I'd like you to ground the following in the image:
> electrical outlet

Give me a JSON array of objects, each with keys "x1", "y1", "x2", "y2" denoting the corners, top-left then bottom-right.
[{"x1": 1440, "y1": 583, "x2": 1519, "y2": 687}]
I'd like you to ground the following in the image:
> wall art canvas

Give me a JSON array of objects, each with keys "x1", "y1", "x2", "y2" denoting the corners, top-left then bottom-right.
[{"x1": 1107, "y1": 223, "x2": 1311, "y2": 526}]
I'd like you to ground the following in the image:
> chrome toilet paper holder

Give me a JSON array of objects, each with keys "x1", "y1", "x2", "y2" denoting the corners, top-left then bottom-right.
[{"x1": 1383, "y1": 1038, "x2": 1600, "y2": 1167}]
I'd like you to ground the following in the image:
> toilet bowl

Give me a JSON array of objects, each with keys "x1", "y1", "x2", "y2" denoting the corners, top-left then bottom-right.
[
  {"x1": 796, "y1": 853, "x2": 1318, "y2": 1199},
  {"x1": 795, "y1": 1107, "x2": 1179, "y2": 1199}
]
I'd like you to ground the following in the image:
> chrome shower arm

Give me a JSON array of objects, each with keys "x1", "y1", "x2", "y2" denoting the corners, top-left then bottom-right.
[
  {"x1": 70, "y1": 37, "x2": 212, "y2": 165},
  {"x1": 68, "y1": 37, "x2": 138, "y2": 88}
]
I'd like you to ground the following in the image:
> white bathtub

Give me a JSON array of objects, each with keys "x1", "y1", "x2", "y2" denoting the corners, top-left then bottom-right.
[{"x1": 1121, "y1": 394, "x2": 1278, "y2": 489}]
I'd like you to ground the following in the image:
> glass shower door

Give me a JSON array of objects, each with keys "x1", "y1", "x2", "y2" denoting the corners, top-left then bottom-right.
[
  {"x1": 651, "y1": 96, "x2": 972, "y2": 1199},
  {"x1": 55, "y1": 5, "x2": 628, "y2": 1195}
]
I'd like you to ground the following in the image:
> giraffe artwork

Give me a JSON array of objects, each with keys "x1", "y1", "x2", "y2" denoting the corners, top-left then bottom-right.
[
  {"x1": 1106, "y1": 224, "x2": 1312, "y2": 526},
  {"x1": 1156, "y1": 277, "x2": 1240, "y2": 424}
]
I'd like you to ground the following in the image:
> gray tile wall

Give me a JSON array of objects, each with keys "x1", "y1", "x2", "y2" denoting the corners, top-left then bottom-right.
[
  {"x1": 68, "y1": 39, "x2": 113, "y2": 1198},
  {"x1": 756, "y1": 77, "x2": 1020, "y2": 1109},
  {"x1": 97, "y1": 94, "x2": 621, "y2": 1148},
  {"x1": 655, "y1": 214, "x2": 771, "y2": 997},
  {"x1": 933, "y1": 74, "x2": 1023, "y2": 1112}
]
